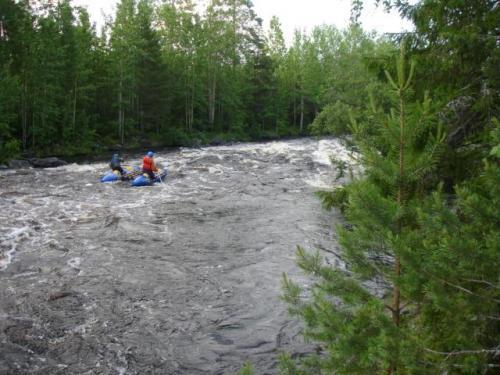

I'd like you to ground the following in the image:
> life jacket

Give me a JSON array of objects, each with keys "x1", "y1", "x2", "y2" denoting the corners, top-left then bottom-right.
[
  {"x1": 142, "y1": 155, "x2": 156, "y2": 171},
  {"x1": 110, "y1": 155, "x2": 121, "y2": 169}
]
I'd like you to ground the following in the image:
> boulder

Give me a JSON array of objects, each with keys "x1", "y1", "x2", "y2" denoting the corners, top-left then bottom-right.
[
  {"x1": 210, "y1": 137, "x2": 224, "y2": 146},
  {"x1": 8, "y1": 159, "x2": 31, "y2": 169},
  {"x1": 30, "y1": 157, "x2": 68, "y2": 168},
  {"x1": 191, "y1": 138, "x2": 203, "y2": 148}
]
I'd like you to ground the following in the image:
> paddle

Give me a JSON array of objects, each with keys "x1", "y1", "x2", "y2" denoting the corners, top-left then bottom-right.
[
  {"x1": 157, "y1": 162, "x2": 167, "y2": 184},
  {"x1": 158, "y1": 169, "x2": 163, "y2": 184}
]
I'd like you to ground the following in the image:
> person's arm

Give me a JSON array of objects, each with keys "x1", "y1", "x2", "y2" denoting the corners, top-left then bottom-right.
[{"x1": 152, "y1": 160, "x2": 158, "y2": 172}]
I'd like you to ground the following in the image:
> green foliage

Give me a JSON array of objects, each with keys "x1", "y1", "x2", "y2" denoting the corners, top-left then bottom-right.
[
  {"x1": 282, "y1": 2, "x2": 500, "y2": 365},
  {"x1": 0, "y1": 0, "x2": 421, "y2": 162},
  {"x1": 236, "y1": 361, "x2": 254, "y2": 375},
  {"x1": 372, "y1": 0, "x2": 499, "y2": 187},
  {"x1": 489, "y1": 119, "x2": 500, "y2": 158},
  {"x1": 405, "y1": 157, "x2": 500, "y2": 373},
  {"x1": 309, "y1": 27, "x2": 397, "y2": 140},
  {"x1": 282, "y1": 43, "x2": 453, "y2": 373},
  {"x1": 315, "y1": 187, "x2": 349, "y2": 213},
  {"x1": 282, "y1": 248, "x2": 401, "y2": 374},
  {"x1": 0, "y1": 63, "x2": 20, "y2": 163},
  {"x1": 310, "y1": 102, "x2": 351, "y2": 136},
  {"x1": 162, "y1": 127, "x2": 192, "y2": 147},
  {"x1": 315, "y1": 158, "x2": 353, "y2": 213},
  {"x1": 0, "y1": 139, "x2": 21, "y2": 164}
]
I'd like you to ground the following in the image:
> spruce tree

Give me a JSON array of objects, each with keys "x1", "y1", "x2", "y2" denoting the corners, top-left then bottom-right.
[{"x1": 282, "y1": 43, "x2": 445, "y2": 373}]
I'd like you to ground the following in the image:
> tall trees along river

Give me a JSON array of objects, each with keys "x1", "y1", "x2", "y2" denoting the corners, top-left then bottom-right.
[{"x1": 0, "y1": 0, "x2": 385, "y2": 161}]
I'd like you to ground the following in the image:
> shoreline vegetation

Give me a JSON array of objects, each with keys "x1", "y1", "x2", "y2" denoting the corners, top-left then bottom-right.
[{"x1": 1, "y1": 0, "x2": 394, "y2": 164}]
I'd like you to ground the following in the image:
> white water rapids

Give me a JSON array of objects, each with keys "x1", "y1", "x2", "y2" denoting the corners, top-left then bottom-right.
[{"x1": 0, "y1": 138, "x2": 357, "y2": 374}]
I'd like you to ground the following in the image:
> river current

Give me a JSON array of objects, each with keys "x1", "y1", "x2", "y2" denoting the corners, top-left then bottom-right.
[{"x1": 0, "y1": 138, "x2": 355, "y2": 374}]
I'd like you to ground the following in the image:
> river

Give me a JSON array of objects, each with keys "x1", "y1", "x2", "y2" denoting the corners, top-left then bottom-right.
[{"x1": 0, "y1": 138, "x2": 354, "y2": 374}]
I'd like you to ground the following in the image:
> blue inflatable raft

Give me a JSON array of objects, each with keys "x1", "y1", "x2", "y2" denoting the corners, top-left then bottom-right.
[
  {"x1": 101, "y1": 170, "x2": 121, "y2": 182},
  {"x1": 131, "y1": 170, "x2": 168, "y2": 187},
  {"x1": 100, "y1": 166, "x2": 141, "y2": 183}
]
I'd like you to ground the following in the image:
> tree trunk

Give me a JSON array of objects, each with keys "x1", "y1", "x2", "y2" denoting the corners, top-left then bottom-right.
[
  {"x1": 139, "y1": 96, "x2": 144, "y2": 137},
  {"x1": 118, "y1": 63, "x2": 124, "y2": 145},
  {"x1": 72, "y1": 78, "x2": 77, "y2": 132},
  {"x1": 32, "y1": 111, "x2": 35, "y2": 149},
  {"x1": 208, "y1": 72, "x2": 216, "y2": 129},
  {"x1": 300, "y1": 95, "x2": 304, "y2": 133},
  {"x1": 21, "y1": 79, "x2": 28, "y2": 151},
  {"x1": 185, "y1": 90, "x2": 189, "y2": 130},
  {"x1": 231, "y1": 0, "x2": 237, "y2": 68},
  {"x1": 388, "y1": 90, "x2": 405, "y2": 375},
  {"x1": 219, "y1": 97, "x2": 224, "y2": 132},
  {"x1": 185, "y1": 64, "x2": 194, "y2": 133},
  {"x1": 393, "y1": 92, "x2": 405, "y2": 326},
  {"x1": 189, "y1": 70, "x2": 194, "y2": 132},
  {"x1": 118, "y1": 89, "x2": 123, "y2": 145},
  {"x1": 292, "y1": 95, "x2": 296, "y2": 128}
]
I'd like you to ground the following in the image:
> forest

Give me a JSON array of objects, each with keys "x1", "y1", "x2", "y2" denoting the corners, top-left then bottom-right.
[
  {"x1": 1, "y1": 0, "x2": 391, "y2": 161},
  {"x1": 1, "y1": 0, "x2": 499, "y2": 374}
]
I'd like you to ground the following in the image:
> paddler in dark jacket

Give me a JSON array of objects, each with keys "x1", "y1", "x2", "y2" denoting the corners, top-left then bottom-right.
[
  {"x1": 142, "y1": 151, "x2": 158, "y2": 179},
  {"x1": 110, "y1": 153, "x2": 125, "y2": 175}
]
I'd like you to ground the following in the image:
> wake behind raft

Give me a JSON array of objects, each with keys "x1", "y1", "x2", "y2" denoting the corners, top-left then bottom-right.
[{"x1": 100, "y1": 166, "x2": 167, "y2": 187}]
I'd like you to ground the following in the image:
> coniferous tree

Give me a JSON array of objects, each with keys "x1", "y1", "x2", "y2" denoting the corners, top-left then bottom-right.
[
  {"x1": 282, "y1": 43, "x2": 446, "y2": 374},
  {"x1": 406, "y1": 127, "x2": 500, "y2": 373},
  {"x1": 0, "y1": 63, "x2": 20, "y2": 162},
  {"x1": 265, "y1": 16, "x2": 288, "y2": 134},
  {"x1": 110, "y1": 0, "x2": 140, "y2": 145},
  {"x1": 0, "y1": 0, "x2": 21, "y2": 161},
  {"x1": 352, "y1": 0, "x2": 500, "y2": 186},
  {"x1": 136, "y1": 0, "x2": 167, "y2": 137},
  {"x1": 157, "y1": 0, "x2": 200, "y2": 135},
  {"x1": 66, "y1": 6, "x2": 99, "y2": 151}
]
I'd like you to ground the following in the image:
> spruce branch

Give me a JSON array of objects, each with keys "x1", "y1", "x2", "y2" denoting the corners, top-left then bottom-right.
[
  {"x1": 424, "y1": 270, "x2": 500, "y2": 303},
  {"x1": 384, "y1": 69, "x2": 398, "y2": 91},
  {"x1": 402, "y1": 60, "x2": 415, "y2": 91},
  {"x1": 424, "y1": 347, "x2": 500, "y2": 357},
  {"x1": 462, "y1": 278, "x2": 500, "y2": 289}
]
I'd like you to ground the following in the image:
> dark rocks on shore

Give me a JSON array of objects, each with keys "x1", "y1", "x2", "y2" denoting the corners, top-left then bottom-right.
[
  {"x1": 30, "y1": 157, "x2": 68, "y2": 168},
  {"x1": 8, "y1": 159, "x2": 31, "y2": 169},
  {"x1": 6, "y1": 157, "x2": 68, "y2": 169},
  {"x1": 210, "y1": 137, "x2": 224, "y2": 146},
  {"x1": 192, "y1": 138, "x2": 203, "y2": 148}
]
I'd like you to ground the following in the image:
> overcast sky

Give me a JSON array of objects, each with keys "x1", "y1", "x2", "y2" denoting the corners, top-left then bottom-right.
[{"x1": 73, "y1": 0, "x2": 413, "y2": 43}]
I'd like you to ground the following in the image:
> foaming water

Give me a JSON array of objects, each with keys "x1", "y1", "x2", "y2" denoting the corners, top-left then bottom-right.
[
  {"x1": 0, "y1": 137, "x2": 357, "y2": 374},
  {"x1": 0, "y1": 227, "x2": 30, "y2": 270}
]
